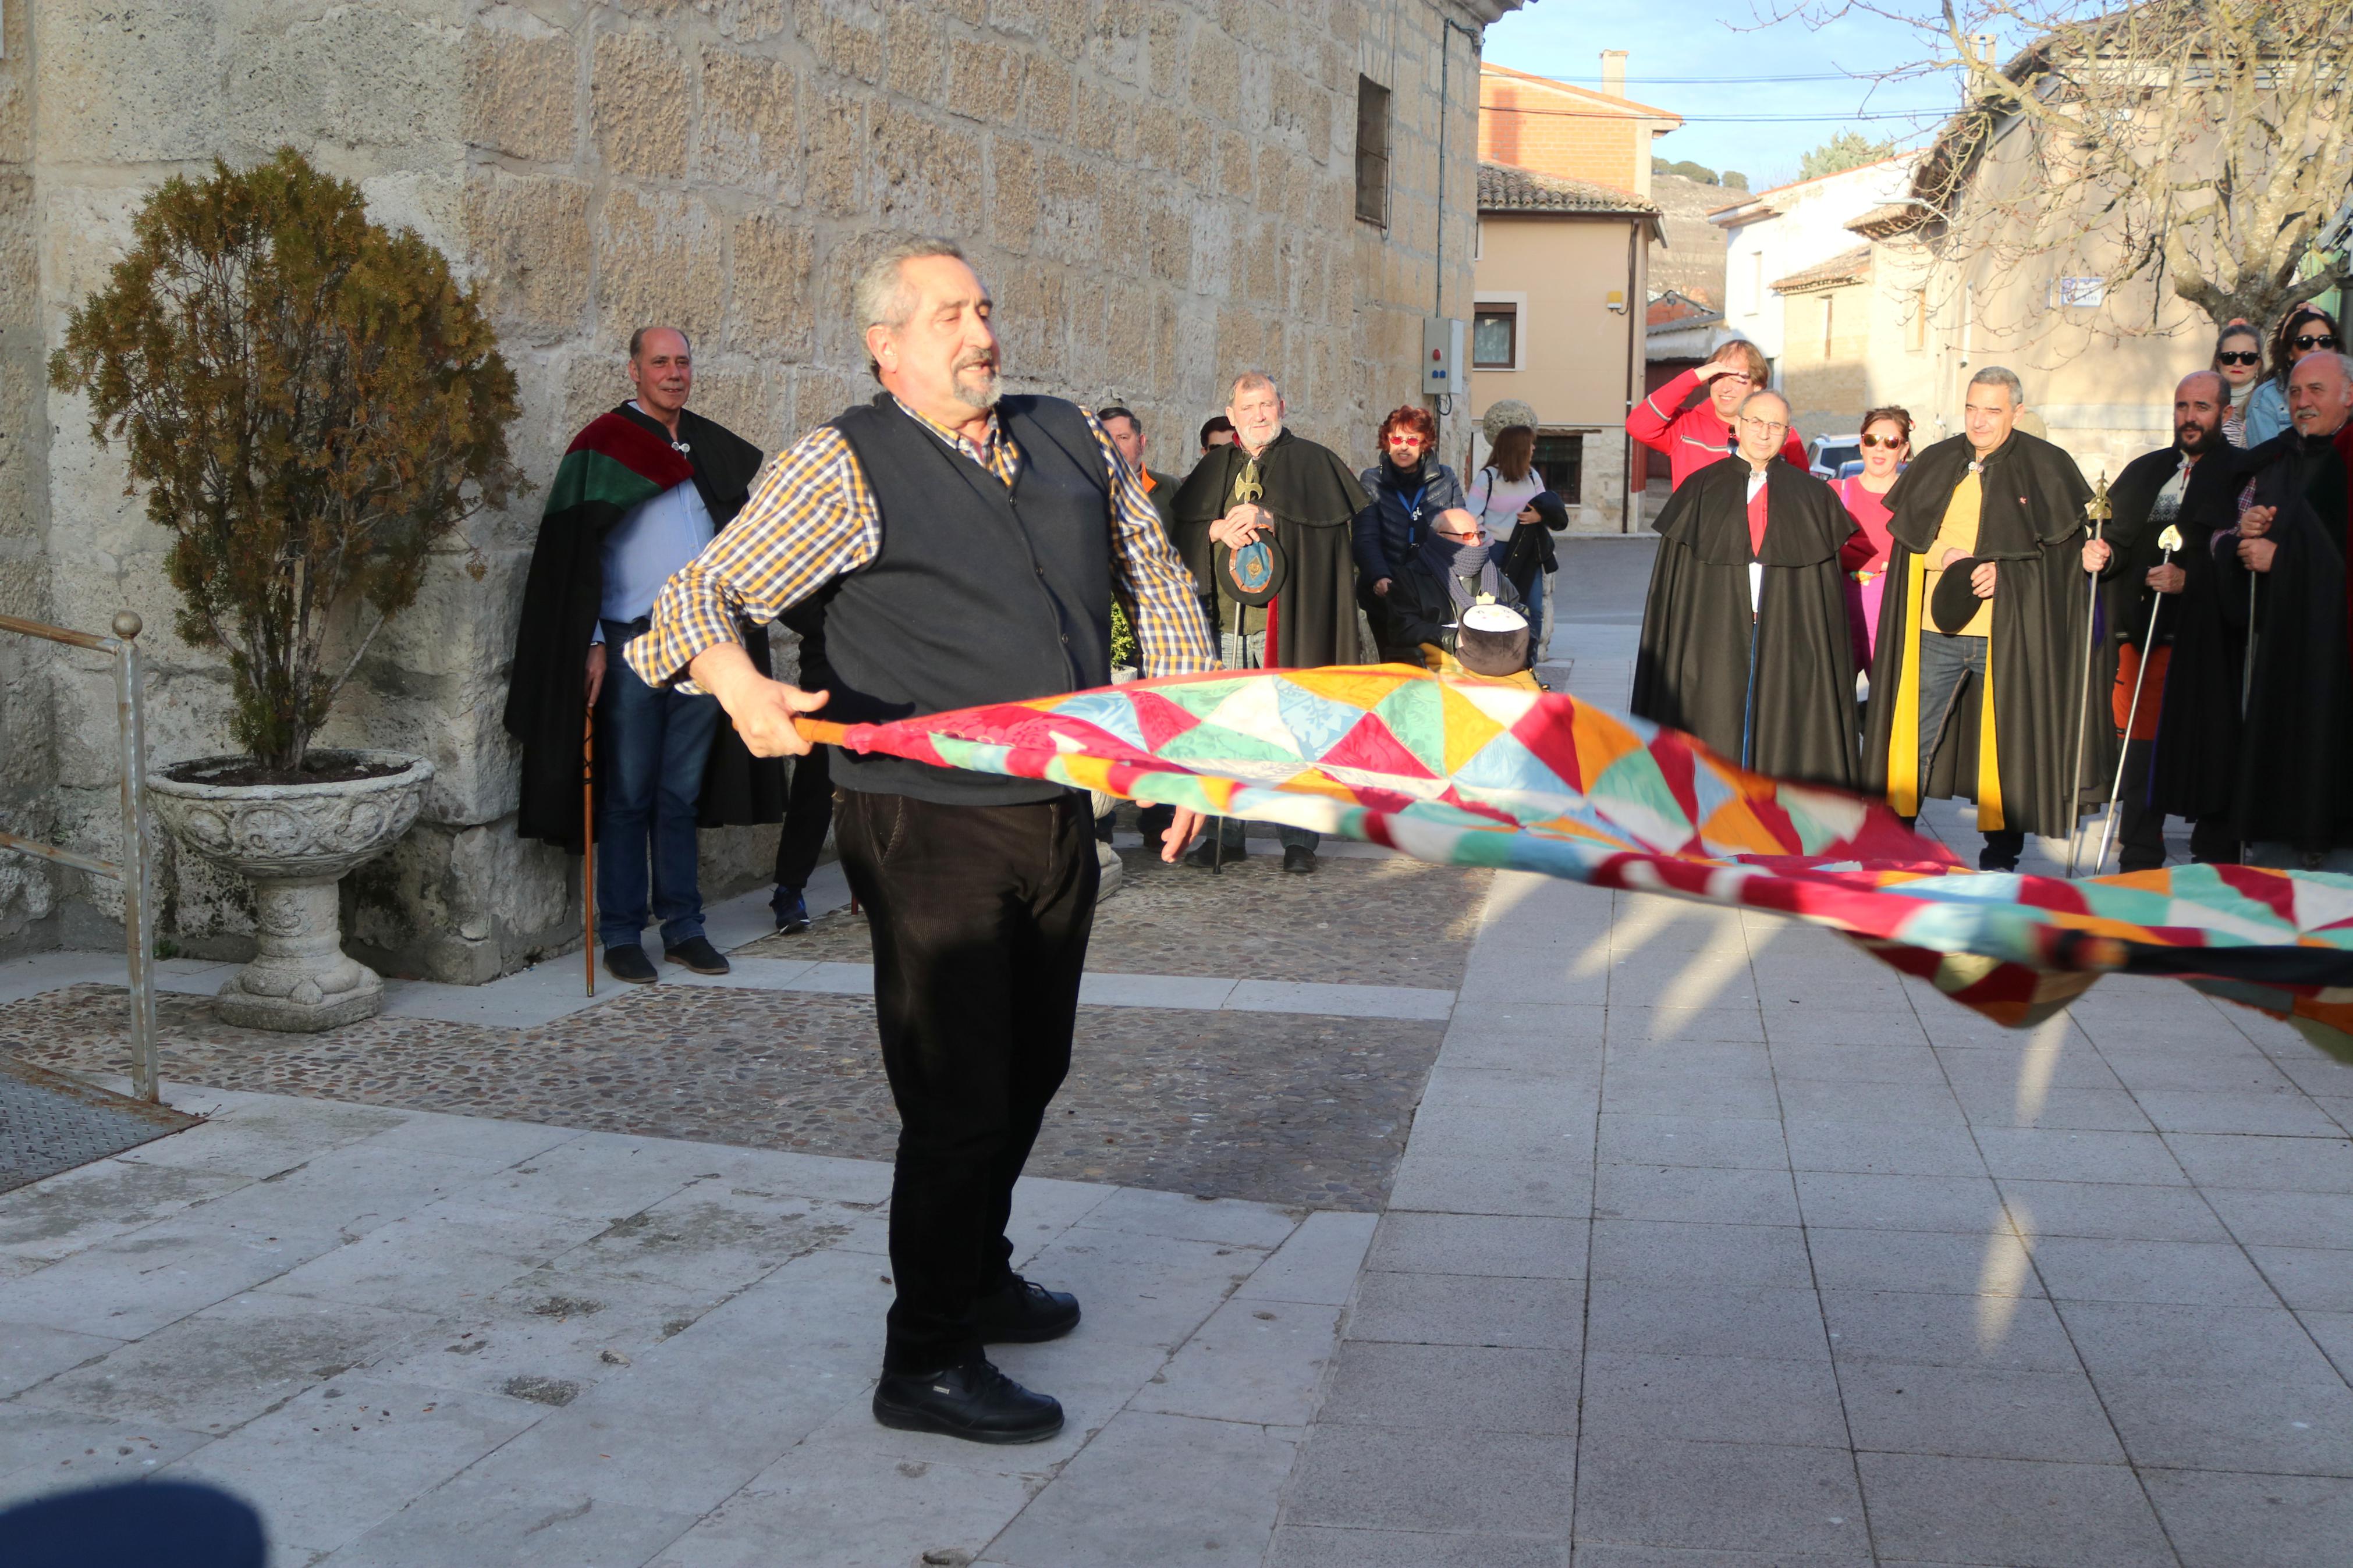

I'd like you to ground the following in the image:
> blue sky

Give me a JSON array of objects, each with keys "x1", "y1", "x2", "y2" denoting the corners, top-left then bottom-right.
[{"x1": 1482, "y1": 0, "x2": 1976, "y2": 190}]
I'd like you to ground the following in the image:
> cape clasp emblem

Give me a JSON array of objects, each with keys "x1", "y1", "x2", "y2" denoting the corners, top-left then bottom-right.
[{"x1": 1231, "y1": 458, "x2": 1263, "y2": 507}]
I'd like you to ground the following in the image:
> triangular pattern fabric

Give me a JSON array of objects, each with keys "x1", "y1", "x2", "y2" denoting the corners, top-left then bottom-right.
[{"x1": 800, "y1": 663, "x2": 2353, "y2": 1058}]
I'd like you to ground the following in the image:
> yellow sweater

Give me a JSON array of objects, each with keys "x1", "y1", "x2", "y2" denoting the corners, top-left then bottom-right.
[{"x1": 1924, "y1": 470, "x2": 1992, "y2": 637}]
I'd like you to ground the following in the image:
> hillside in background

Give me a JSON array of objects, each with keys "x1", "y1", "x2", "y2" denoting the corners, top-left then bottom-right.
[{"x1": 1649, "y1": 172, "x2": 1731, "y2": 308}]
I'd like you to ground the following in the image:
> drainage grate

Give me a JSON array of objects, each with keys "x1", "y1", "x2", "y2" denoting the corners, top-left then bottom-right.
[{"x1": 0, "y1": 1053, "x2": 197, "y2": 1194}]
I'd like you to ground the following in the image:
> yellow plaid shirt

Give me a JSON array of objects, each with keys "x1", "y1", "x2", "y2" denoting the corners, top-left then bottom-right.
[{"x1": 625, "y1": 397, "x2": 1218, "y2": 694}]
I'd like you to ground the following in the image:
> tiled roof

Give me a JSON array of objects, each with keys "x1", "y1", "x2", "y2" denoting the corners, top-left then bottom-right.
[
  {"x1": 1478, "y1": 162, "x2": 1660, "y2": 215},
  {"x1": 1769, "y1": 245, "x2": 1873, "y2": 294},
  {"x1": 1646, "y1": 290, "x2": 1719, "y2": 327},
  {"x1": 1847, "y1": 201, "x2": 1926, "y2": 239},
  {"x1": 1479, "y1": 62, "x2": 1684, "y2": 125}
]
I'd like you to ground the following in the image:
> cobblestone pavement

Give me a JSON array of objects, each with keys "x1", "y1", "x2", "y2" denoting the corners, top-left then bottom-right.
[
  {"x1": 740, "y1": 845, "x2": 1489, "y2": 989},
  {"x1": 0, "y1": 986, "x2": 1437, "y2": 1211}
]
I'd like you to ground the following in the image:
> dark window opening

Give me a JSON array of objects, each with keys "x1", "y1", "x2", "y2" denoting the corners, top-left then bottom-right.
[
  {"x1": 1355, "y1": 77, "x2": 1390, "y2": 227},
  {"x1": 1534, "y1": 432, "x2": 1583, "y2": 504},
  {"x1": 1472, "y1": 304, "x2": 1517, "y2": 369}
]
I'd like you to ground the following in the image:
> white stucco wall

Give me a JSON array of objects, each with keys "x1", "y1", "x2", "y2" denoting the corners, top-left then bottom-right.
[{"x1": 1713, "y1": 157, "x2": 1916, "y2": 379}]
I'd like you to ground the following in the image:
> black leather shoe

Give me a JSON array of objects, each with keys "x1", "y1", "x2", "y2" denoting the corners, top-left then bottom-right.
[
  {"x1": 971, "y1": 1277, "x2": 1081, "y2": 1344},
  {"x1": 872, "y1": 1359, "x2": 1063, "y2": 1444},
  {"x1": 1184, "y1": 837, "x2": 1241, "y2": 868},
  {"x1": 663, "y1": 936, "x2": 731, "y2": 975},
  {"x1": 1282, "y1": 845, "x2": 1316, "y2": 874},
  {"x1": 604, "y1": 945, "x2": 658, "y2": 985},
  {"x1": 1977, "y1": 847, "x2": 2020, "y2": 873}
]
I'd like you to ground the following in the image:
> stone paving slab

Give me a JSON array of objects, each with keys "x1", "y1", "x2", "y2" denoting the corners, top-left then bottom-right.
[
  {"x1": 0, "y1": 1084, "x2": 1378, "y2": 1567},
  {"x1": 1269, "y1": 869, "x2": 2353, "y2": 1567}
]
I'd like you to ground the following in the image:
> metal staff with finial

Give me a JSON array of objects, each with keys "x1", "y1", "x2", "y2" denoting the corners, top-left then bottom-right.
[
  {"x1": 2064, "y1": 472, "x2": 2113, "y2": 877},
  {"x1": 2091, "y1": 523, "x2": 2182, "y2": 876}
]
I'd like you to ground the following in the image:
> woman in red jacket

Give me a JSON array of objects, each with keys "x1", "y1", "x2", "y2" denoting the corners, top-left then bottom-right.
[{"x1": 1628, "y1": 340, "x2": 1807, "y2": 491}]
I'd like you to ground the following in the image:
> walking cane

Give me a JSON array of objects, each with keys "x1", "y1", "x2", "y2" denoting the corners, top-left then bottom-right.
[
  {"x1": 582, "y1": 704, "x2": 596, "y2": 997},
  {"x1": 2241, "y1": 575, "x2": 2260, "y2": 716},
  {"x1": 2091, "y1": 525, "x2": 2181, "y2": 876},
  {"x1": 2064, "y1": 475, "x2": 2113, "y2": 877}
]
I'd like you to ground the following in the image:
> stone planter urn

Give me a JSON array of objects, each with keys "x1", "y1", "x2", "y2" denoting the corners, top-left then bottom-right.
[{"x1": 147, "y1": 751, "x2": 434, "y2": 1032}]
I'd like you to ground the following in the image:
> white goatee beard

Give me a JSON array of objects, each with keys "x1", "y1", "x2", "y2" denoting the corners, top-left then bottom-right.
[{"x1": 950, "y1": 364, "x2": 1002, "y2": 413}]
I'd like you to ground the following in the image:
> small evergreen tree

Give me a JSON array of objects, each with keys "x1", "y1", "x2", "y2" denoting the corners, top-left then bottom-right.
[
  {"x1": 1798, "y1": 130, "x2": 1898, "y2": 182},
  {"x1": 50, "y1": 149, "x2": 523, "y2": 777}
]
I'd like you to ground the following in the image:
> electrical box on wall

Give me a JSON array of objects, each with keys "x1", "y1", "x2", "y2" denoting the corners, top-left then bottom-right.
[{"x1": 1423, "y1": 317, "x2": 1465, "y2": 397}]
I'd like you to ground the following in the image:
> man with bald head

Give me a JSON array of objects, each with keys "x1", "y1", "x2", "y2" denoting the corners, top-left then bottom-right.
[
  {"x1": 2079, "y1": 370, "x2": 2241, "y2": 867},
  {"x1": 2212, "y1": 349, "x2": 2353, "y2": 866},
  {"x1": 1633, "y1": 388, "x2": 1864, "y2": 787},
  {"x1": 505, "y1": 326, "x2": 780, "y2": 983}
]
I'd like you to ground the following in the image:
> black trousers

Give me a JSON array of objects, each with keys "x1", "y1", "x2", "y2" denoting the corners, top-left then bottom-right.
[
  {"x1": 2113, "y1": 738, "x2": 2166, "y2": 872},
  {"x1": 833, "y1": 788, "x2": 1098, "y2": 1373},
  {"x1": 771, "y1": 744, "x2": 833, "y2": 892}
]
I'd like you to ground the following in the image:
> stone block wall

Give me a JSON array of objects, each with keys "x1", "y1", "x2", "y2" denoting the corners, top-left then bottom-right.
[
  {"x1": 0, "y1": 0, "x2": 57, "y2": 956},
  {"x1": 22, "y1": 0, "x2": 1506, "y2": 980}
]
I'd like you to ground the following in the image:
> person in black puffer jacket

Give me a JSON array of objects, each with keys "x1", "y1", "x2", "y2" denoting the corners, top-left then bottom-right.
[{"x1": 1354, "y1": 404, "x2": 1465, "y2": 656}]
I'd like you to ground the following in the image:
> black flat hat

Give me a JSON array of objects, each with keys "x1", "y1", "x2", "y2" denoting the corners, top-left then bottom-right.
[
  {"x1": 1929, "y1": 557, "x2": 1986, "y2": 635},
  {"x1": 1213, "y1": 534, "x2": 1288, "y2": 606}
]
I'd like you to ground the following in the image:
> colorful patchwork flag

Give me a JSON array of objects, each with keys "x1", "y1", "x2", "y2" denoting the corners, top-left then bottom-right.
[{"x1": 797, "y1": 666, "x2": 2353, "y2": 1059}]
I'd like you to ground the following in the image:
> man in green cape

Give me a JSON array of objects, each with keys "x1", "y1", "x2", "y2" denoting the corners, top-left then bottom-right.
[{"x1": 503, "y1": 328, "x2": 783, "y2": 980}]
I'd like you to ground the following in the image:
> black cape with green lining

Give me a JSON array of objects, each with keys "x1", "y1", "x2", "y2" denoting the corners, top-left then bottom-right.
[
  {"x1": 1861, "y1": 429, "x2": 2100, "y2": 837},
  {"x1": 1170, "y1": 429, "x2": 1371, "y2": 666},
  {"x1": 503, "y1": 404, "x2": 783, "y2": 851},
  {"x1": 1632, "y1": 458, "x2": 1863, "y2": 788}
]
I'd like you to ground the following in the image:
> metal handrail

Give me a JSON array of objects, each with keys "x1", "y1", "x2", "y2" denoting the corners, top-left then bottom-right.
[{"x1": 0, "y1": 610, "x2": 158, "y2": 1101}]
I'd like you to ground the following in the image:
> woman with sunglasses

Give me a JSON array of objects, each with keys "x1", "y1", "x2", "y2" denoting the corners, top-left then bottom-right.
[
  {"x1": 1832, "y1": 407, "x2": 1912, "y2": 667},
  {"x1": 2213, "y1": 322, "x2": 2265, "y2": 447},
  {"x1": 2245, "y1": 307, "x2": 2341, "y2": 446}
]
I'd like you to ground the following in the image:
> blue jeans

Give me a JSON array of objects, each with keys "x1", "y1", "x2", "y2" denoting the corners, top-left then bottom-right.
[
  {"x1": 597, "y1": 618, "x2": 720, "y2": 949},
  {"x1": 1913, "y1": 632, "x2": 2024, "y2": 863},
  {"x1": 1212, "y1": 628, "x2": 1316, "y2": 852},
  {"x1": 1524, "y1": 570, "x2": 1554, "y2": 662}
]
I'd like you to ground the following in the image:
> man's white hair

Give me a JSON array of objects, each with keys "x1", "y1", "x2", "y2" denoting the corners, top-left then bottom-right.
[
  {"x1": 854, "y1": 237, "x2": 970, "y2": 337},
  {"x1": 1968, "y1": 365, "x2": 2025, "y2": 404},
  {"x1": 1230, "y1": 371, "x2": 1280, "y2": 402},
  {"x1": 1738, "y1": 388, "x2": 1788, "y2": 419}
]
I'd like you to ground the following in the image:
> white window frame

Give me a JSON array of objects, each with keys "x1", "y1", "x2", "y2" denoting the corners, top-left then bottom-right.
[{"x1": 1471, "y1": 290, "x2": 1527, "y2": 373}]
